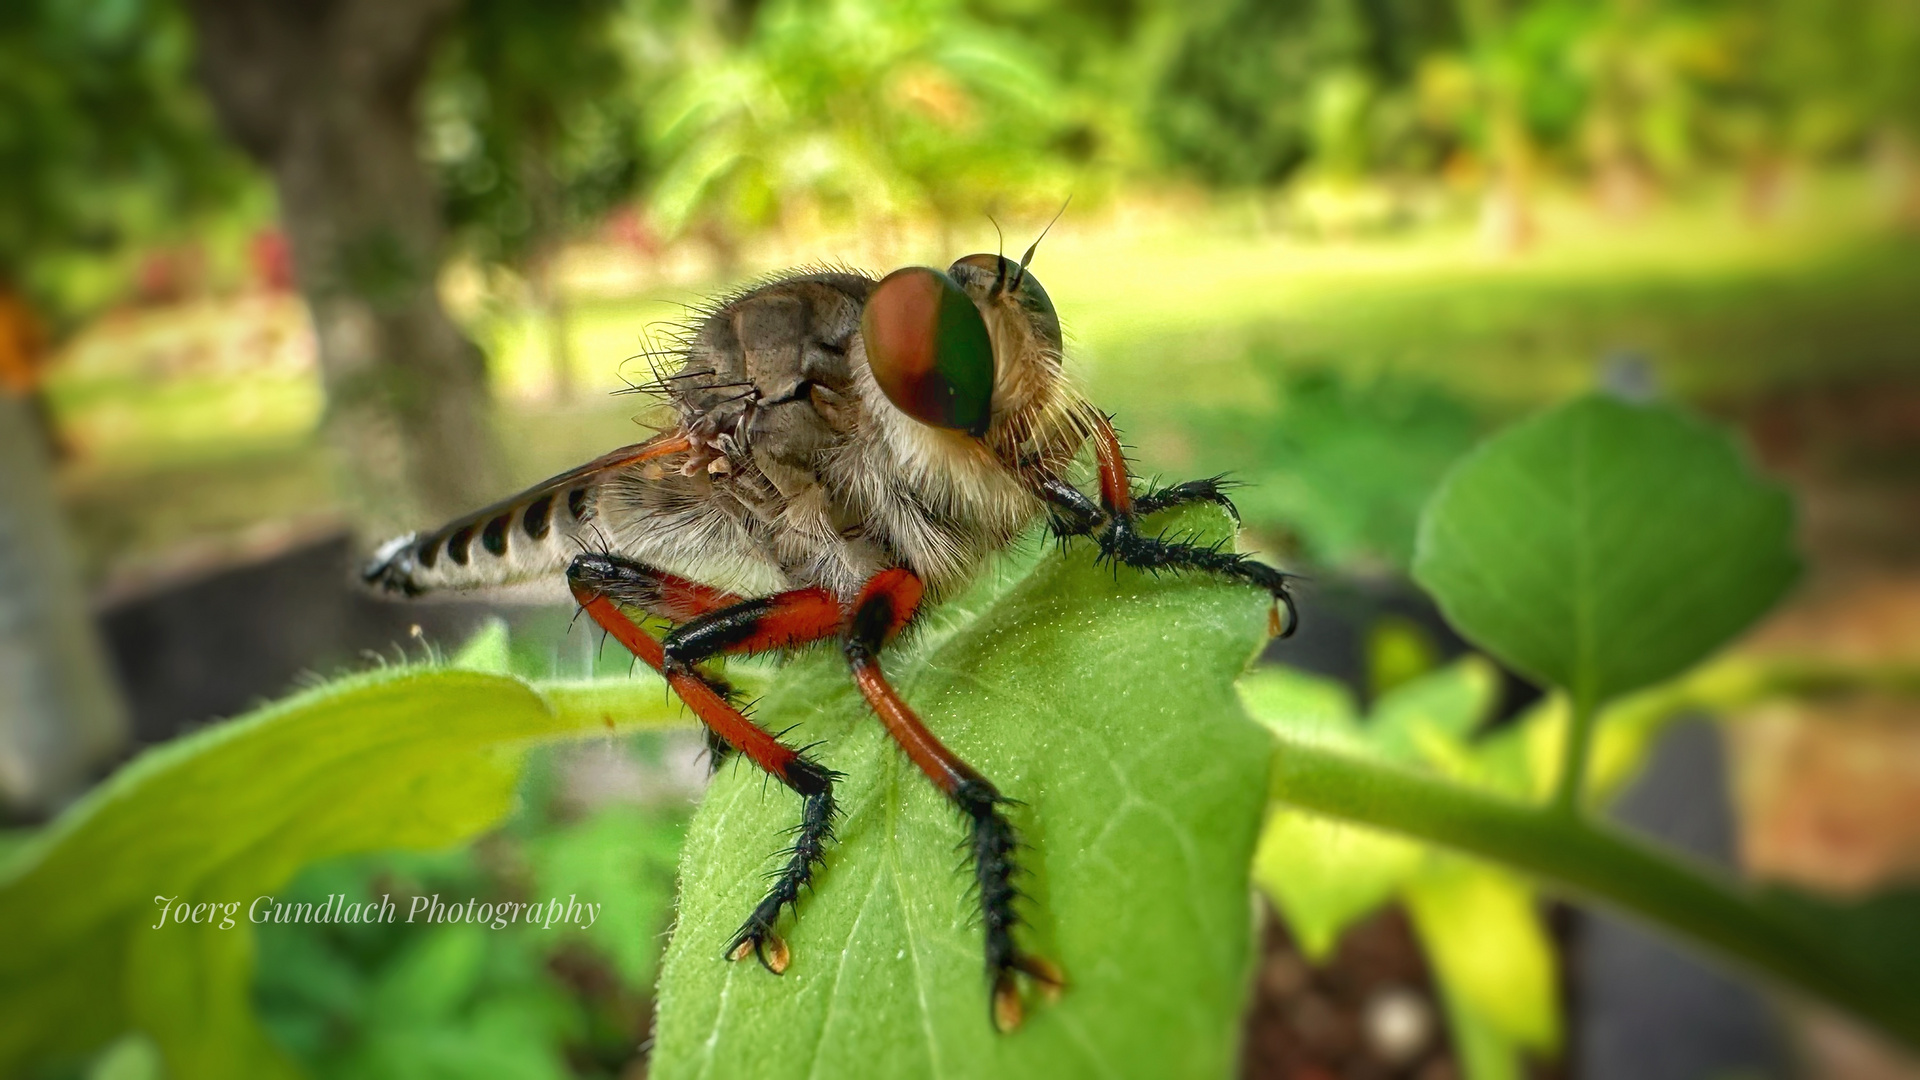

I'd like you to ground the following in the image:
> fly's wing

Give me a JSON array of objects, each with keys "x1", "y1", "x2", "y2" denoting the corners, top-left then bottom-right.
[{"x1": 362, "y1": 431, "x2": 693, "y2": 600}]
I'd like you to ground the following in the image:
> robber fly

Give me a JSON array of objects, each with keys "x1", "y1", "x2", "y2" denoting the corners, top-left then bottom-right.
[{"x1": 363, "y1": 241, "x2": 1297, "y2": 1032}]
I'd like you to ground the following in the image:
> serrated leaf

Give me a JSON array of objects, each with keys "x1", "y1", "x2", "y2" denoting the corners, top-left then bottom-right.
[
  {"x1": 652, "y1": 507, "x2": 1274, "y2": 1080},
  {"x1": 0, "y1": 666, "x2": 680, "y2": 1078},
  {"x1": 1413, "y1": 396, "x2": 1799, "y2": 706}
]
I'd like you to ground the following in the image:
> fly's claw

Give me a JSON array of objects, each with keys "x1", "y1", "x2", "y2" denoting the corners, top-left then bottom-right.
[
  {"x1": 725, "y1": 920, "x2": 791, "y2": 975},
  {"x1": 1269, "y1": 582, "x2": 1300, "y2": 640},
  {"x1": 992, "y1": 954, "x2": 1066, "y2": 1033}
]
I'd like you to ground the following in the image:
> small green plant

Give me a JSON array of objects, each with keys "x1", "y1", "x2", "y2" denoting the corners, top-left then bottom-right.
[
  {"x1": 3, "y1": 393, "x2": 1916, "y2": 1080},
  {"x1": 1245, "y1": 658, "x2": 1565, "y2": 1080}
]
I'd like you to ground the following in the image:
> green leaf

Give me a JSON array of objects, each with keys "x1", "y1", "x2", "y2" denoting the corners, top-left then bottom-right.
[
  {"x1": 1369, "y1": 656, "x2": 1502, "y2": 768},
  {"x1": 0, "y1": 666, "x2": 681, "y2": 1078},
  {"x1": 1413, "y1": 395, "x2": 1799, "y2": 706},
  {"x1": 1433, "y1": 985, "x2": 1524, "y2": 1080},
  {"x1": 1404, "y1": 859, "x2": 1560, "y2": 1054},
  {"x1": 525, "y1": 805, "x2": 685, "y2": 988},
  {"x1": 450, "y1": 617, "x2": 513, "y2": 673},
  {"x1": 1251, "y1": 808, "x2": 1423, "y2": 961},
  {"x1": 1242, "y1": 658, "x2": 1522, "y2": 984},
  {"x1": 652, "y1": 507, "x2": 1274, "y2": 1080},
  {"x1": 1239, "y1": 665, "x2": 1425, "y2": 960},
  {"x1": 1236, "y1": 665, "x2": 1364, "y2": 750}
]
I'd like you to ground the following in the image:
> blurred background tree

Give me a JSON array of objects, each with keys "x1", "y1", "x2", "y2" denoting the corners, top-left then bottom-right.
[
  {"x1": 183, "y1": 0, "x2": 504, "y2": 533},
  {"x1": 0, "y1": 0, "x2": 247, "y2": 812},
  {"x1": 428, "y1": 0, "x2": 644, "y2": 403}
]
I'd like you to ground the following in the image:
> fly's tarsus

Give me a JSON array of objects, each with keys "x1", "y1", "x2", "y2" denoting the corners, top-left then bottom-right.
[
  {"x1": 1132, "y1": 475, "x2": 1242, "y2": 522},
  {"x1": 1095, "y1": 514, "x2": 1300, "y2": 638},
  {"x1": 1038, "y1": 454, "x2": 1300, "y2": 639},
  {"x1": 953, "y1": 777, "x2": 1063, "y2": 1032},
  {"x1": 724, "y1": 769, "x2": 838, "y2": 975}
]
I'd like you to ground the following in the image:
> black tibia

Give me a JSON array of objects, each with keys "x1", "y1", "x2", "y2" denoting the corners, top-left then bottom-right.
[{"x1": 1039, "y1": 475, "x2": 1300, "y2": 639}]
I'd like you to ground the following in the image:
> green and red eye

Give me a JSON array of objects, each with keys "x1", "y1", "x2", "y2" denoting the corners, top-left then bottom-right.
[{"x1": 861, "y1": 266, "x2": 996, "y2": 436}]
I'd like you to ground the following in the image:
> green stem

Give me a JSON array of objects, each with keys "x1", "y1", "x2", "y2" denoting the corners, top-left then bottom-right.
[
  {"x1": 1269, "y1": 736, "x2": 1920, "y2": 1052},
  {"x1": 1551, "y1": 685, "x2": 1597, "y2": 816}
]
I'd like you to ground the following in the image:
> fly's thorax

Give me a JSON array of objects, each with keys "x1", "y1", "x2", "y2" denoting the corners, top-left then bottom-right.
[{"x1": 674, "y1": 272, "x2": 871, "y2": 459}]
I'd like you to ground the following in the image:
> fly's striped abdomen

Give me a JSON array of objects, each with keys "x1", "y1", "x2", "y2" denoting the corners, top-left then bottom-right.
[{"x1": 362, "y1": 433, "x2": 690, "y2": 598}]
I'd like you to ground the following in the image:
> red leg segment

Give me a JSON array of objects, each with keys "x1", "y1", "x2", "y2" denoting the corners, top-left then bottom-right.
[
  {"x1": 567, "y1": 553, "x2": 843, "y2": 973},
  {"x1": 1090, "y1": 411, "x2": 1134, "y2": 515},
  {"x1": 662, "y1": 586, "x2": 842, "y2": 664},
  {"x1": 842, "y1": 567, "x2": 1062, "y2": 1031},
  {"x1": 570, "y1": 587, "x2": 806, "y2": 784}
]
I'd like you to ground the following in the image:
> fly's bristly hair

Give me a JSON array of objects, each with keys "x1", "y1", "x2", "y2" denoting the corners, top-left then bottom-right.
[{"x1": 363, "y1": 256, "x2": 1099, "y2": 606}]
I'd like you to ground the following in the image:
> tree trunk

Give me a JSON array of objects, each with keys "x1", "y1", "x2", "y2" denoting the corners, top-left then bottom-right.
[
  {"x1": 0, "y1": 394, "x2": 127, "y2": 817},
  {"x1": 185, "y1": 0, "x2": 502, "y2": 536}
]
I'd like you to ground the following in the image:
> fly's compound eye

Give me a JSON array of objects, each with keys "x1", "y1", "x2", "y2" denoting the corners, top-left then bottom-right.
[{"x1": 861, "y1": 266, "x2": 996, "y2": 436}]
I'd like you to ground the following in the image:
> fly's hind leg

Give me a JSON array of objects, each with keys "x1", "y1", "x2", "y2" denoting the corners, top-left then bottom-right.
[
  {"x1": 843, "y1": 569, "x2": 1064, "y2": 1032},
  {"x1": 567, "y1": 553, "x2": 844, "y2": 973}
]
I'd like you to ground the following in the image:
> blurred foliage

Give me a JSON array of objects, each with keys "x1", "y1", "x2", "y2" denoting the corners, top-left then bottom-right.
[
  {"x1": 428, "y1": 0, "x2": 645, "y2": 269},
  {"x1": 13, "y1": 0, "x2": 1920, "y2": 324},
  {"x1": 1149, "y1": 0, "x2": 1464, "y2": 185},
  {"x1": 254, "y1": 801, "x2": 683, "y2": 1080},
  {"x1": 0, "y1": 0, "x2": 257, "y2": 323},
  {"x1": 1186, "y1": 365, "x2": 1483, "y2": 572},
  {"x1": 1244, "y1": 658, "x2": 1561, "y2": 1078},
  {"x1": 634, "y1": 0, "x2": 1095, "y2": 248}
]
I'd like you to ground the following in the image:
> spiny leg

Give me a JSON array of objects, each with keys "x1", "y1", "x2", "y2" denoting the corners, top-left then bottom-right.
[
  {"x1": 1044, "y1": 419, "x2": 1300, "y2": 638},
  {"x1": 842, "y1": 568, "x2": 1063, "y2": 1032},
  {"x1": 567, "y1": 553, "x2": 842, "y2": 972},
  {"x1": 1132, "y1": 475, "x2": 1240, "y2": 521},
  {"x1": 659, "y1": 585, "x2": 846, "y2": 967}
]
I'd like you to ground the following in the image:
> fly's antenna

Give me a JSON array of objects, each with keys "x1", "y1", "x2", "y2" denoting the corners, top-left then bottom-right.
[
  {"x1": 987, "y1": 214, "x2": 1009, "y2": 297},
  {"x1": 1013, "y1": 197, "x2": 1071, "y2": 291}
]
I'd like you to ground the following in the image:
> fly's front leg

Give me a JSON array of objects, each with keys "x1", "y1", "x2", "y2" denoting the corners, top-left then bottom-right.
[
  {"x1": 567, "y1": 553, "x2": 842, "y2": 974},
  {"x1": 843, "y1": 569, "x2": 1063, "y2": 1032},
  {"x1": 1044, "y1": 416, "x2": 1300, "y2": 638}
]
